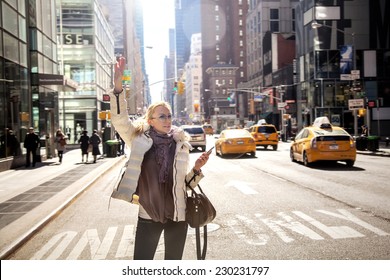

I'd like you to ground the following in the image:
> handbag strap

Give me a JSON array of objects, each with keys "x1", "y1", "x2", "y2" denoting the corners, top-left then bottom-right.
[
  {"x1": 195, "y1": 225, "x2": 208, "y2": 260},
  {"x1": 186, "y1": 174, "x2": 208, "y2": 260},
  {"x1": 114, "y1": 92, "x2": 121, "y2": 114}
]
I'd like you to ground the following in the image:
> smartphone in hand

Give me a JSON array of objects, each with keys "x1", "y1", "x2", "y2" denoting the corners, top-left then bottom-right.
[{"x1": 207, "y1": 146, "x2": 214, "y2": 155}]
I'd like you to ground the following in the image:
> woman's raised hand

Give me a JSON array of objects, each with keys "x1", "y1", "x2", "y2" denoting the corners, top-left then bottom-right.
[{"x1": 114, "y1": 57, "x2": 126, "y2": 94}]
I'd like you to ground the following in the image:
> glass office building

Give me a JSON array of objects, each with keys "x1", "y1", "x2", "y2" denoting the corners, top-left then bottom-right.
[
  {"x1": 0, "y1": 0, "x2": 114, "y2": 170},
  {"x1": 57, "y1": 0, "x2": 114, "y2": 144}
]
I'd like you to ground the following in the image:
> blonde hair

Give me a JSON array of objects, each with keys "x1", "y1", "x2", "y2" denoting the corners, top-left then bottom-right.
[{"x1": 133, "y1": 101, "x2": 172, "y2": 135}]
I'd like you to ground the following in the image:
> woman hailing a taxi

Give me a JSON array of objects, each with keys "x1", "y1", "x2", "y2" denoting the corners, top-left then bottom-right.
[{"x1": 108, "y1": 57, "x2": 210, "y2": 260}]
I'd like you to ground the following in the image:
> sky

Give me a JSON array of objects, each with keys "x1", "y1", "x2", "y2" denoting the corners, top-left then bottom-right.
[{"x1": 142, "y1": 0, "x2": 175, "y2": 102}]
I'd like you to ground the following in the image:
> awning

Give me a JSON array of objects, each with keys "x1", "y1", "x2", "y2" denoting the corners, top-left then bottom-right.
[{"x1": 32, "y1": 73, "x2": 78, "y2": 92}]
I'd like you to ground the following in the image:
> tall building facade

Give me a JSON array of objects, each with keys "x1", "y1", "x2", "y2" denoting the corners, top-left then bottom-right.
[
  {"x1": 0, "y1": 0, "x2": 76, "y2": 170},
  {"x1": 201, "y1": 0, "x2": 248, "y2": 130},
  {"x1": 295, "y1": 0, "x2": 390, "y2": 136},
  {"x1": 245, "y1": 0, "x2": 298, "y2": 129},
  {"x1": 164, "y1": 28, "x2": 176, "y2": 113},
  {"x1": 174, "y1": 0, "x2": 201, "y2": 119},
  {"x1": 184, "y1": 33, "x2": 202, "y2": 123},
  {"x1": 57, "y1": 0, "x2": 114, "y2": 144}
]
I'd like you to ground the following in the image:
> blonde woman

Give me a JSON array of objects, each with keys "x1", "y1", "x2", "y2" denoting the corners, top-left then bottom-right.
[{"x1": 109, "y1": 57, "x2": 210, "y2": 260}]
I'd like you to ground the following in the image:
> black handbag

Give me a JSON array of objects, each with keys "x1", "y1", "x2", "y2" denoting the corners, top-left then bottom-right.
[{"x1": 186, "y1": 176, "x2": 216, "y2": 260}]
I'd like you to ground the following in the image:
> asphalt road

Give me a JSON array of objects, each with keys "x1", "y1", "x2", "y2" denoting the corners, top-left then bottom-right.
[{"x1": 6, "y1": 139, "x2": 390, "y2": 260}]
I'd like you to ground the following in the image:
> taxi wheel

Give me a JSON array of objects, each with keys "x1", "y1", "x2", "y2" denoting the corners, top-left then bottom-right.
[
  {"x1": 250, "y1": 151, "x2": 256, "y2": 157},
  {"x1": 345, "y1": 160, "x2": 355, "y2": 167},
  {"x1": 290, "y1": 149, "x2": 296, "y2": 162},
  {"x1": 303, "y1": 151, "x2": 311, "y2": 166},
  {"x1": 272, "y1": 145, "x2": 278, "y2": 151}
]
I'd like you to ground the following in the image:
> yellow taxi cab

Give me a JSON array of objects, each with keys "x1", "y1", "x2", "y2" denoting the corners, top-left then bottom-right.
[
  {"x1": 290, "y1": 117, "x2": 356, "y2": 167},
  {"x1": 202, "y1": 124, "x2": 214, "y2": 135},
  {"x1": 248, "y1": 124, "x2": 279, "y2": 150},
  {"x1": 215, "y1": 129, "x2": 256, "y2": 157}
]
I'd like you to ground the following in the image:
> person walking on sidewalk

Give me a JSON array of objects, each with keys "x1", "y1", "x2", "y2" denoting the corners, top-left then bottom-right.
[
  {"x1": 78, "y1": 130, "x2": 90, "y2": 163},
  {"x1": 54, "y1": 129, "x2": 67, "y2": 164},
  {"x1": 108, "y1": 57, "x2": 210, "y2": 260},
  {"x1": 89, "y1": 129, "x2": 101, "y2": 163},
  {"x1": 24, "y1": 127, "x2": 40, "y2": 167}
]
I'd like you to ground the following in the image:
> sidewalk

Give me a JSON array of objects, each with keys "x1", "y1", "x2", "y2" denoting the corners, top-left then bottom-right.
[
  {"x1": 0, "y1": 147, "x2": 126, "y2": 259},
  {"x1": 356, "y1": 141, "x2": 390, "y2": 157}
]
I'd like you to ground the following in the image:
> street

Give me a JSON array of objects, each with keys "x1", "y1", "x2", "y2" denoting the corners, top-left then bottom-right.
[{"x1": 6, "y1": 138, "x2": 390, "y2": 260}]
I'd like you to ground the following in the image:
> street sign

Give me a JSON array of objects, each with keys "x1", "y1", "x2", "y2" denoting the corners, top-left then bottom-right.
[
  {"x1": 278, "y1": 102, "x2": 287, "y2": 110},
  {"x1": 348, "y1": 99, "x2": 365, "y2": 110},
  {"x1": 351, "y1": 70, "x2": 360, "y2": 80}
]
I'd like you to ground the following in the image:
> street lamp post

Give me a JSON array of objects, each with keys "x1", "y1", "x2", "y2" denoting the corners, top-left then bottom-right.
[{"x1": 311, "y1": 21, "x2": 359, "y2": 136}]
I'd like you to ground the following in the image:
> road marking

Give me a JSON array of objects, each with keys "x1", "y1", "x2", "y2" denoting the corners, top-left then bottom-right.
[
  {"x1": 316, "y1": 209, "x2": 389, "y2": 236},
  {"x1": 67, "y1": 227, "x2": 117, "y2": 260},
  {"x1": 32, "y1": 231, "x2": 77, "y2": 260},
  {"x1": 228, "y1": 180, "x2": 258, "y2": 194},
  {"x1": 29, "y1": 209, "x2": 389, "y2": 259},
  {"x1": 115, "y1": 225, "x2": 134, "y2": 258},
  {"x1": 293, "y1": 211, "x2": 364, "y2": 239},
  {"x1": 260, "y1": 212, "x2": 325, "y2": 242},
  {"x1": 233, "y1": 215, "x2": 269, "y2": 245}
]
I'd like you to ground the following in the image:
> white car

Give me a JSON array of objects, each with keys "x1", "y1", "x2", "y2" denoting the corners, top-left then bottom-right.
[{"x1": 181, "y1": 125, "x2": 207, "y2": 152}]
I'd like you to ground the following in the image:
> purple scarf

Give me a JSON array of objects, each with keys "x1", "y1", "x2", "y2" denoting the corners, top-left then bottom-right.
[{"x1": 149, "y1": 127, "x2": 175, "y2": 184}]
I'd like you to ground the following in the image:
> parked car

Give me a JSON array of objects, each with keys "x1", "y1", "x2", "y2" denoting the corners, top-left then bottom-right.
[
  {"x1": 215, "y1": 129, "x2": 256, "y2": 157},
  {"x1": 202, "y1": 124, "x2": 214, "y2": 135},
  {"x1": 248, "y1": 124, "x2": 279, "y2": 150},
  {"x1": 181, "y1": 125, "x2": 206, "y2": 152},
  {"x1": 290, "y1": 117, "x2": 356, "y2": 167}
]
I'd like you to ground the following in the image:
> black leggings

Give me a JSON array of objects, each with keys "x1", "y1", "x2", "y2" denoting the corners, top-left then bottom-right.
[
  {"x1": 58, "y1": 150, "x2": 64, "y2": 162},
  {"x1": 133, "y1": 217, "x2": 188, "y2": 260}
]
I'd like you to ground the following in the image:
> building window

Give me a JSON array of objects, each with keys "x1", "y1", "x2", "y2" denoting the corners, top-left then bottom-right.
[
  {"x1": 3, "y1": 32, "x2": 19, "y2": 63},
  {"x1": 292, "y1": 9, "x2": 296, "y2": 32},
  {"x1": 270, "y1": 9, "x2": 279, "y2": 32},
  {"x1": 215, "y1": 5, "x2": 219, "y2": 11}
]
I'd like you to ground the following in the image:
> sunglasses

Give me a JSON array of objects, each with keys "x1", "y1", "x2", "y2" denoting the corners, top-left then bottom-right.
[{"x1": 152, "y1": 114, "x2": 172, "y2": 122}]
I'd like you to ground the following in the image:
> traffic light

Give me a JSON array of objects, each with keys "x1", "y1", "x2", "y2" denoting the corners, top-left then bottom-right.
[
  {"x1": 173, "y1": 82, "x2": 178, "y2": 92},
  {"x1": 227, "y1": 92, "x2": 236, "y2": 107},
  {"x1": 194, "y1": 103, "x2": 200, "y2": 113},
  {"x1": 177, "y1": 81, "x2": 185, "y2": 94}
]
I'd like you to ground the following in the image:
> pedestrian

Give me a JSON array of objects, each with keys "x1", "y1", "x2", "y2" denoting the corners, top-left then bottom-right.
[
  {"x1": 115, "y1": 131, "x2": 125, "y2": 155},
  {"x1": 24, "y1": 127, "x2": 40, "y2": 167},
  {"x1": 78, "y1": 130, "x2": 90, "y2": 163},
  {"x1": 0, "y1": 128, "x2": 20, "y2": 157},
  {"x1": 109, "y1": 57, "x2": 210, "y2": 260},
  {"x1": 89, "y1": 129, "x2": 101, "y2": 163},
  {"x1": 54, "y1": 129, "x2": 67, "y2": 164}
]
